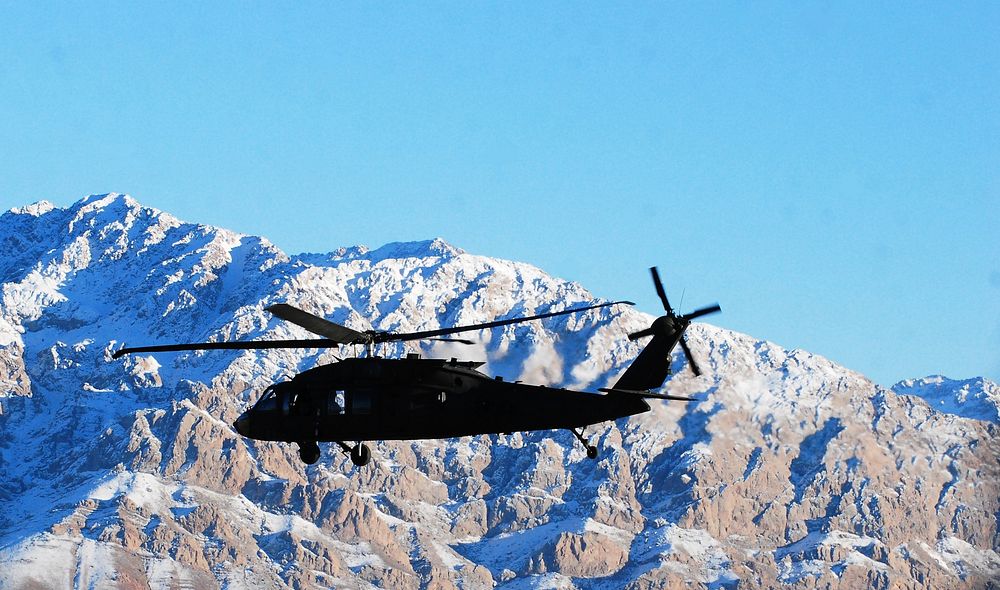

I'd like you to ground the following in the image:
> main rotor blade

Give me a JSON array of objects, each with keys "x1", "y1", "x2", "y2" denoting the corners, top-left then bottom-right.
[
  {"x1": 681, "y1": 303, "x2": 722, "y2": 322},
  {"x1": 267, "y1": 303, "x2": 367, "y2": 344},
  {"x1": 650, "y1": 267, "x2": 672, "y2": 313},
  {"x1": 111, "y1": 338, "x2": 342, "y2": 359},
  {"x1": 428, "y1": 337, "x2": 474, "y2": 345},
  {"x1": 633, "y1": 391, "x2": 698, "y2": 402},
  {"x1": 627, "y1": 327, "x2": 655, "y2": 341},
  {"x1": 678, "y1": 335, "x2": 702, "y2": 376},
  {"x1": 598, "y1": 387, "x2": 696, "y2": 401},
  {"x1": 375, "y1": 300, "x2": 634, "y2": 344}
]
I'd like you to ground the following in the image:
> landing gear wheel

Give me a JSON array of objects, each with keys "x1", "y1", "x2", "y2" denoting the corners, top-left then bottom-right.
[
  {"x1": 350, "y1": 443, "x2": 371, "y2": 467},
  {"x1": 298, "y1": 441, "x2": 321, "y2": 465},
  {"x1": 570, "y1": 427, "x2": 598, "y2": 460}
]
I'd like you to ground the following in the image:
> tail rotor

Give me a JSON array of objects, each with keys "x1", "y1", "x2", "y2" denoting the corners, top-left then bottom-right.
[{"x1": 627, "y1": 267, "x2": 721, "y2": 377}]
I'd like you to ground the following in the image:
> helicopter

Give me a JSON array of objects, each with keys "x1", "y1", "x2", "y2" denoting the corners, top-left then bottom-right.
[{"x1": 113, "y1": 267, "x2": 721, "y2": 467}]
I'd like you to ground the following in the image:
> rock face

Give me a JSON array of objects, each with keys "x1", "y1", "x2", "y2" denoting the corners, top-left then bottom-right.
[{"x1": 0, "y1": 193, "x2": 997, "y2": 590}]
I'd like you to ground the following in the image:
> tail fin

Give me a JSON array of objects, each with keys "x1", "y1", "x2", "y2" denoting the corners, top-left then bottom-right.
[
  {"x1": 612, "y1": 329, "x2": 679, "y2": 391},
  {"x1": 612, "y1": 267, "x2": 723, "y2": 390}
]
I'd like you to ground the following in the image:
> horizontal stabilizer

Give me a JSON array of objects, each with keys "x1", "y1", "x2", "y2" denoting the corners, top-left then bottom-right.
[{"x1": 598, "y1": 387, "x2": 696, "y2": 402}]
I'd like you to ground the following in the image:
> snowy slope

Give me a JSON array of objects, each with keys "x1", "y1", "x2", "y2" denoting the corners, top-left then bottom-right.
[
  {"x1": 0, "y1": 194, "x2": 997, "y2": 590},
  {"x1": 892, "y1": 375, "x2": 1000, "y2": 424}
]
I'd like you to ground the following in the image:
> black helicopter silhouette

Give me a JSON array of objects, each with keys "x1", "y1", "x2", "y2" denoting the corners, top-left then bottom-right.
[{"x1": 113, "y1": 268, "x2": 720, "y2": 466}]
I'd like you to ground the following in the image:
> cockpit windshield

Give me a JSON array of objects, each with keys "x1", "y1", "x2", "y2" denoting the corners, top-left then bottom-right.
[{"x1": 253, "y1": 385, "x2": 281, "y2": 412}]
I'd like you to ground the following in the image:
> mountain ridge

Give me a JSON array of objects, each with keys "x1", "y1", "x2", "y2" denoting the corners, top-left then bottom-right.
[{"x1": 0, "y1": 193, "x2": 997, "y2": 589}]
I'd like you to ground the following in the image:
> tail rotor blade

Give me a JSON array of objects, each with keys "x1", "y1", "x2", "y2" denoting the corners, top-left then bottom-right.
[
  {"x1": 678, "y1": 335, "x2": 702, "y2": 376},
  {"x1": 650, "y1": 267, "x2": 672, "y2": 314},
  {"x1": 682, "y1": 303, "x2": 721, "y2": 322}
]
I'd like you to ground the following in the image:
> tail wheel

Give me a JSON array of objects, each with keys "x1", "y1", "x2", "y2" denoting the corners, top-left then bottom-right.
[
  {"x1": 586, "y1": 445, "x2": 599, "y2": 460},
  {"x1": 350, "y1": 443, "x2": 371, "y2": 467}
]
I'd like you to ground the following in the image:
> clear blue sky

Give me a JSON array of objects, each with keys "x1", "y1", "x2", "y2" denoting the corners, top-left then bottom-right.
[{"x1": 1, "y1": 3, "x2": 997, "y2": 385}]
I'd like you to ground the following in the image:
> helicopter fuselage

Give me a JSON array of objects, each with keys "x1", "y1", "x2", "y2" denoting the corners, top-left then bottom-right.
[{"x1": 232, "y1": 356, "x2": 651, "y2": 443}]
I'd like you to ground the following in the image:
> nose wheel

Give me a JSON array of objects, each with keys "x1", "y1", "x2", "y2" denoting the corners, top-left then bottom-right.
[{"x1": 336, "y1": 441, "x2": 372, "y2": 467}]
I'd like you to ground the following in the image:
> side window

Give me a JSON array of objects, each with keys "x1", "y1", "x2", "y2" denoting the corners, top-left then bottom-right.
[
  {"x1": 327, "y1": 390, "x2": 346, "y2": 415},
  {"x1": 350, "y1": 390, "x2": 372, "y2": 415},
  {"x1": 291, "y1": 391, "x2": 309, "y2": 415}
]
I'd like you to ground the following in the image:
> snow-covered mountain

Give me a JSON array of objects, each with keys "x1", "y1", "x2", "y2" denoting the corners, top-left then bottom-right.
[
  {"x1": 892, "y1": 376, "x2": 1000, "y2": 424},
  {"x1": 0, "y1": 193, "x2": 997, "y2": 589}
]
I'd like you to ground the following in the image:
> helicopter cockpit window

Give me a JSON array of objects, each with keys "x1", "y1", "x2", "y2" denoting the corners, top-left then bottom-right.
[
  {"x1": 327, "y1": 390, "x2": 346, "y2": 416},
  {"x1": 253, "y1": 386, "x2": 280, "y2": 412}
]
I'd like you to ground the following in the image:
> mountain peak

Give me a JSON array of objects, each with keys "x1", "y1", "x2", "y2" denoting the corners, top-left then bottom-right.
[
  {"x1": 368, "y1": 237, "x2": 465, "y2": 260},
  {"x1": 7, "y1": 200, "x2": 55, "y2": 217},
  {"x1": 71, "y1": 192, "x2": 160, "y2": 220},
  {"x1": 78, "y1": 192, "x2": 135, "y2": 207},
  {"x1": 892, "y1": 375, "x2": 1000, "y2": 423},
  {"x1": 4, "y1": 193, "x2": 180, "y2": 237}
]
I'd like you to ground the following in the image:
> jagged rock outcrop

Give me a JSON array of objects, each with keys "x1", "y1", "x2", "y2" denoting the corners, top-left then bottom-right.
[{"x1": 0, "y1": 194, "x2": 997, "y2": 589}]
